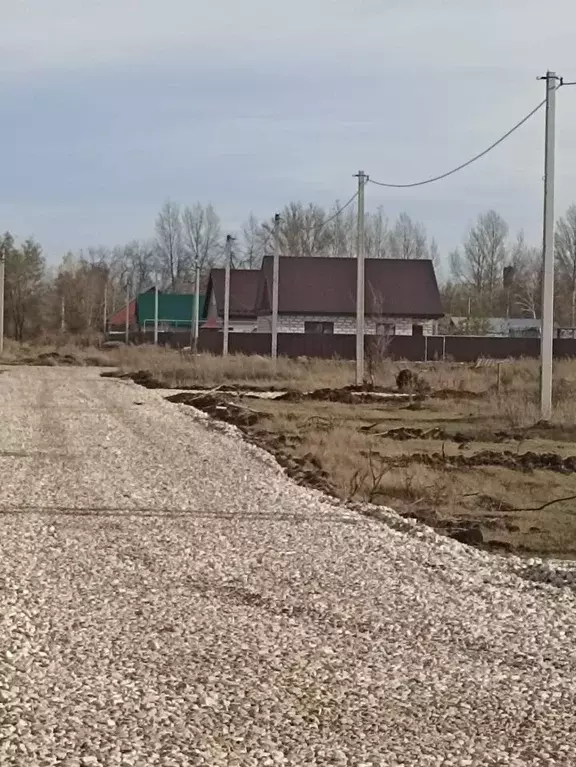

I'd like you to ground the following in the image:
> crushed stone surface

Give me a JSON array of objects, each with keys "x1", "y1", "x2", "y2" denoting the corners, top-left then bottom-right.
[{"x1": 1, "y1": 366, "x2": 575, "y2": 767}]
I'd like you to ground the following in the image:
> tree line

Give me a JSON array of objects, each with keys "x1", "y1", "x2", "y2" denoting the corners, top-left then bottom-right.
[{"x1": 3, "y1": 199, "x2": 576, "y2": 340}]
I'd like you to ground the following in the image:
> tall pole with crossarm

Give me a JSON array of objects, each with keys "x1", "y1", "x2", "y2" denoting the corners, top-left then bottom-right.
[{"x1": 539, "y1": 71, "x2": 558, "y2": 420}]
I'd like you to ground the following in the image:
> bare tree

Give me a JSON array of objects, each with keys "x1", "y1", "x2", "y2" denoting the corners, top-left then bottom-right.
[
  {"x1": 54, "y1": 252, "x2": 108, "y2": 333},
  {"x1": 389, "y1": 213, "x2": 428, "y2": 260},
  {"x1": 239, "y1": 213, "x2": 267, "y2": 269},
  {"x1": 326, "y1": 203, "x2": 356, "y2": 258},
  {"x1": 555, "y1": 205, "x2": 576, "y2": 326},
  {"x1": 364, "y1": 207, "x2": 390, "y2": 259},
  {"x1": 155, "y1": 200, "x2": 184, "y2": 290},
  {"x1": 260, "y1": 202, "x2": 333, "y2": 257},
  {"x1": 450, "y1": 210, "x2": 508, "y2": 315},
  {"x1": 3, "y1": 235, "x2": 45, "y2": 340},
  {"x1": 181, "y1": 203, "x2": 223, "y2": 283},
  {"x1": 120, "y1": 240, "x2": 156, "y2": 295},
  {"x1": 505, "y1": 232, "x2": 540, "y2": 319},
  {"x1": 515, "y1": 255, "x2": 541, "y2": 320},
  {"x1": 429, "y1": 238, "x2": 440, "y2": 268}
]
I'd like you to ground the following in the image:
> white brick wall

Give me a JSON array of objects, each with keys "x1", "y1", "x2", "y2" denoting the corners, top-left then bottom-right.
[{"x1": 258, "y1": 314, "x2": 436, "y2": 336}]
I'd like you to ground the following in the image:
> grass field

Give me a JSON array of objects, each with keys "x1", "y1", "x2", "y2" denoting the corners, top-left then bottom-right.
[{"x1": 3, "y1": 340, "x2": 576, "y2": 557}]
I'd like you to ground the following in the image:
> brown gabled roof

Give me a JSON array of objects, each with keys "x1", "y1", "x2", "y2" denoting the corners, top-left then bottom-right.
[
  {"x1": 257, "y1": 256, "x2": 443, "y2": 317},
  {"x1": 205, "y1": 268, "x2": 260, "y2": 318}
]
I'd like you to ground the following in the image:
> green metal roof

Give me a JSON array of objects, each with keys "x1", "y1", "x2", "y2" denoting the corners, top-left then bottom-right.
[{"x1": 136, "y1": 292, "x2": 205, "y2": 328}]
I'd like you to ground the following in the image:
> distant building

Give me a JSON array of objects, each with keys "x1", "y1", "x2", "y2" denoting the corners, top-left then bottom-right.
[
  {"x1": 136, "y1": 292, "x2": 205, "y2": 332},
  {"x1": 254, "y1": 256, "x2": 443, "y2": 336},
  {"x1": 204, "y1": 256, "x2": 443, "y2": 336},
  {"x1": 448, "y1": 316, "x2": 545, "y2": 338},
  {"x1": 107, "y1": 289, "x2": 205, "y2": 335},
  {"x1": 203, "y1": 269, "x2": 261, "y2": 332},
  {"x1": 107, "y1": 286, "x2": 155, "y2": 332}
]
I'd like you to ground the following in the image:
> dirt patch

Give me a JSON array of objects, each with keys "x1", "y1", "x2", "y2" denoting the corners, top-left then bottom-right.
[
  {"x1": 362, "y1": 425, "x2": 530, "y2": 444},
  {"x1": 279, "y1": 388, "x2": 355, "y2": 404},
  {"x1": 167, "y1": 392, "x2": 333, "y2": 494},
  {"x1": 101, "y1": 369, "x2": 296, "y2": 395},
  {"x1": 375, "y1": 449, "x2": 576, "y2": 474},
  {"x1": 362, "y1": 425, "x2": 466, "y2": 442},
  {"x1": 166, "y1": 392, "x2": 260, "y2": 428},
  {"x1": 277, "y1": 387, "x2": 407, "y2": 405},
  {"x1": 521, "y1": 421, "x2": 576, "y2": 443},
  {"x1": 20, "y1": 351, "x2": 81, "y2": 366},
  {"x1": 106, "y1": 368, "x2": 484, "y2": 407},
  {"x1": 127, "y1": 370, "x2": 167, "y2": 389}
]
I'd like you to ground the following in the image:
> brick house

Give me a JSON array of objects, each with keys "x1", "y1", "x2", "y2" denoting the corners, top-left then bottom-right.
[{"x1": 254, "y1": 256, "x2": 443, "y2": 336}]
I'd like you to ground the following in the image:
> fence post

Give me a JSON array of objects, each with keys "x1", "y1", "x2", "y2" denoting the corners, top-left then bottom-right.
[{"x1": 442, "y1": 336, "x2": 446, "y2": 361}]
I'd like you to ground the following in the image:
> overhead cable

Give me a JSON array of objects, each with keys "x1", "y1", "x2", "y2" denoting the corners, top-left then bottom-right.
[
  {"x1": 368, "y1": 96, "x2": 550, "y2": 189},
  {"x1": 309, "y1": 190, "x2": 359, "y2": 231}
]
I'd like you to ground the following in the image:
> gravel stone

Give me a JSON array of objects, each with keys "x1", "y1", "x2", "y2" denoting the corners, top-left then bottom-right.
[{"x1": 1, "y1": 367, "x2": 576, "y2": 766}]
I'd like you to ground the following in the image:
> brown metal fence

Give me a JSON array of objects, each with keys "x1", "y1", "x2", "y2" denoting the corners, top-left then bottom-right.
[{"x1": 127, "y1": 330, "x2": 576, "y2": 362}]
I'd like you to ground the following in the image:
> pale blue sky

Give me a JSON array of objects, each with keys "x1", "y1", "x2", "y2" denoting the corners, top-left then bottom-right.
[{"x1": 2, "y1": 0, "x2": 576, "y2": 263}]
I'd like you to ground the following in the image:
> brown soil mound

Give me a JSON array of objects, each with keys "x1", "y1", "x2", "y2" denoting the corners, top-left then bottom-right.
[
  {"x1": 279, "y1": 388, "x2": 355, "y2": 404},
  {"x1": 278, "y1": 387, "x2": 407, "y2": 405},
  {"x1": 367, "y1": 426, "x2": 519, "y2": 444},
  {"x1": 166, "y1": 392, "x2": 260, "y2": 427},
  {"x1": 19, "y1": 351, "x2": 81, "y2": 366},
  {"x1": 129, "y1": 370, "x2": 165, "y2": 389},
  {"x1": 167, "y1": 392, "x2": 332, "y2": 494},
  {"x1": 377, "y1": 449, "x2": 576, "y2": 474}
]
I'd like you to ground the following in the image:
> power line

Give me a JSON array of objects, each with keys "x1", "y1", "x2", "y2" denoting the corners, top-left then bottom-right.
[
  {"x1": 309, "y1": 190, "x2": 359, "y2": 232},
  {"x1": 261, "y1": 191, "x2": 360, "y2": 254},
  {"x1": 368, "y1": 96, "x2": 550, "y2": 189}
]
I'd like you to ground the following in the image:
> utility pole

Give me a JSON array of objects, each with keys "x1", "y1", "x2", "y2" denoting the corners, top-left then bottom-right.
[
  {"x1": 154, "y1": 278, "x2": 159, "y2": 346},
  {"x1": 223, "y1": 234, "x2": 233, "y2": 356},
  {"x1": 103, "y1": 281, "x2": 108, "y2": 337},
  {"x1": 0, "y1": 251, "x2": 5, "y2": 355},
  {"x1": 355, "y1": 171, "x2": 367, "y2": 386},
  {"x1": 271, "y1": 213, "x2": 281, "y2": 359},
  {"x1": 124, "y1": 276, "x2": 131, "y2": 346},
  {"x1": 539, "y1": 71, "x2": 558, "y2": 420},
  {"x1": 191, "y1": 257, "x2": 200, "y2": 354}
]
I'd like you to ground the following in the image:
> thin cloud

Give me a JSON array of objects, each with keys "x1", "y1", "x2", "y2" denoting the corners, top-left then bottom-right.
[{"x1": 1, "y1": 0, "x2": 575, "y2": 259}]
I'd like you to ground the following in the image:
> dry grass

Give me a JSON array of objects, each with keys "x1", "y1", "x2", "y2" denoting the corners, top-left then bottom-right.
[
  {"x1": 115, "y1": 348, "x2": 360, "y2": 390},
  {"x1": 0, "y1": 340, "x2": 360, "y2": 389},
  {"x1": 244, "y1": 393, "x2": 576, "y2": 559},
  {"x1": 0, "y1": 338, "x2": 113, "y2": 366}
]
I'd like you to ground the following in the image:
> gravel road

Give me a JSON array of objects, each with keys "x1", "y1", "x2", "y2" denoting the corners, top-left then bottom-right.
[{"x1": 1, "y1": 367, "x2": 576, "y2": 766}]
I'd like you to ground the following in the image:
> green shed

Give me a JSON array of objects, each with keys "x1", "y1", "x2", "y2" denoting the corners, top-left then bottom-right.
[{"x1": 136, "y1": 292, "x2": 206, "y2": 330}]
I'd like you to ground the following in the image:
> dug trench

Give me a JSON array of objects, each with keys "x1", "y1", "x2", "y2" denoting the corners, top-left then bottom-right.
[
  {"x1": 163, "y1": 392, "x2": 576, "y2": 558},
  {"x1": 109, "y1": 369, "x2": 576, "y2": 559}
]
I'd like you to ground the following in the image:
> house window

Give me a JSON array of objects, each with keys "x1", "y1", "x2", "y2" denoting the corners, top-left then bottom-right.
[
  {"x1": 376, "y1": 322, "x2": 395, "y2": 336},
  {"x1": 412, "y1": 324, "x2": 424, "y2": 336},
  {"x1": 304, "y1": 321, "x2": 334, "y2": 334}
]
